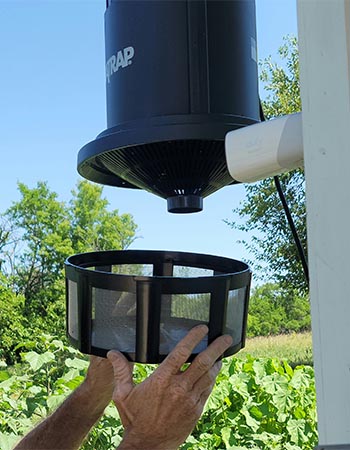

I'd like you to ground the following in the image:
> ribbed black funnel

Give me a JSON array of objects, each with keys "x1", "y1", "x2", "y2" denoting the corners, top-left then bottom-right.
[{"x1": 78, "y1": 0, "x2": 260, "y2": 212}]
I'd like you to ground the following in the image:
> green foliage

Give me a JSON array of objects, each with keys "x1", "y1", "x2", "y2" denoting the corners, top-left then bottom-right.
[
  {"x1": 0, "y1": 336, "x2": 86, "y2": 448},
  {"x1": 0, "y1": 180, "x2": 138, "y2": 363},
  {"x1": 0, "y1": 336, "x2": 318, "y2": 450},
  {"x1": 0, "y1": 274, "x2": 29, "y2": 365},
  {"x1": 228, "y1": 171, "x2": 307, "y2": 294},
  {"x1": 260, "y1": 35, "x2": 301, "y2": 118},
  {"x1": 184, "y1": 356, "x2": 317, "y2": 450},
  {"x1": 5, "y1": 181, "x2": 73, "y2": 313},
  {"x1": 247, "y1": 283, "x2": 311, "y2": 337},
  {"x1": 226, "y1": 36, "x2": 307, "y2": 294},
  {"x1": 69, "y1": 180, "x2": 137, "y2": 253}
]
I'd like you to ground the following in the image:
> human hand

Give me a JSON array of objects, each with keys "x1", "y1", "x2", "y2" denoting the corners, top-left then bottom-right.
[
  {"x1": 81, "y1": 355, "x2": 115, "y2": 412},
  {"x1": 107, "y1": 325, "x2": 232, "y2": 450}
]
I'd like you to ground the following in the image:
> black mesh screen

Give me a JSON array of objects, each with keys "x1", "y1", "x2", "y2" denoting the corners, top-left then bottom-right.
[
  {"x1": 225, "y1": 288, "x2": 247, "y2": 346},
  {"x1": 91, "y1": 287, "x2": 137, "y2": 353},
  {"x1": 159, "y1": 293, "x2": 210, "y2": 354}
]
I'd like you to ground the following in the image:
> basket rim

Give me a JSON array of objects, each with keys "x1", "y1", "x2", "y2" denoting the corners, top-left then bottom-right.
[{"x1": 65, "y1": 249, "x2": 251, "y2": 281}]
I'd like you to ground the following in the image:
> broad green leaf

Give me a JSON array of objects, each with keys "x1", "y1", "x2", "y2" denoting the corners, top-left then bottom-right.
[
  {"x1": 58, "y1": 368, "x2": 80, "y2": 382},
  {"x1": 2, "y1": 393, "x2": 17, "y2": 409},
  {"x1": 293, "y1": 405, "x2": 306, "y2": 419},
  {"x1": 104, "y1": 402, "x2": 121, "y2": 419},
  {"x1": 0, "y1": 376, "x2": 16, "y2": 390},
  {"x1": 283, "y1": 360, "x2": 294, "y2": 378},
  {"x1": 284, "y1": 444, "x2": 304, "y2": 450},
  {"x1": 63, "y1": 375, "x2": 85, "y2": 390},
  {"x1": 242, "y1": 408, "x2": 260, "y2": 432},
  {"x1": 0, "y1": 370, "x2": 10, "y2": 381},
  {"x1": 251, "y1": 431, "x2": 282, "y2": 446},
  {"x1": 51, "y1": 340, "x2": 65, "y2": 351},
  {"x1": 249, "y1": 405, "x2": 264, "y2": 420},
  {"x1": 197, "y1": 432, "x2": 219, "y2": 449},
  {"x1": 287, "y1": 418, "x2": 308, "y2": 445},
  {"x1": 0, "y1": 432, "x2": 19, "y2": 450},
  {"x1": 23, "y1": 351, "x2": 55, "y2": 371},
  {"x1": 221, "y1": 426, "x2": 237, "y2": 448},
  {"x1": 205, "y1": 380, "x2": 231, "y2": 411},
  {"x1": 262, "y1": 373, "x2": 289, "y2": 395},
  {"x1": 272, "y1": 388, "x2": 290, "y2": 411},
  {"x1": 229, "y1": 373, "x2": 251, "y2": 398},
  {"x1": 47, "y1": 394, "x2": 67, "y2": 410},
  {"x1": 252, "y1": 359, "x2": 266, "y2": 381},
  {"x1": 65, "y1": 357, "x2": 89, "y2": 370},
  {"x1": 290, "y1": 369, "x2": 310, "y2": 390}
]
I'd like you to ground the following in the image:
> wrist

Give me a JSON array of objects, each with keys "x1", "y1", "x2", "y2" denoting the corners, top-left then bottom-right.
[{"x1": 75, "y1": 381, "x2": 110, "y2": 417}]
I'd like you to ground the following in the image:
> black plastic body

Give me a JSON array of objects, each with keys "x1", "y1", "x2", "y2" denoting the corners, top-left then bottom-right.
[
  {"x1": 78, "y1": 0, "x2": 260, "y2": 213},
  {"x1": 65, "y1": 250, "x2": 251, "y2": 363}
]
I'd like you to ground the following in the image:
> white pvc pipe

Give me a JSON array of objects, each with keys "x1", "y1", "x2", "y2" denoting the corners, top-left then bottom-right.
[{"x1": 225, "y1": 112, "x2": 303, "y2": 183}]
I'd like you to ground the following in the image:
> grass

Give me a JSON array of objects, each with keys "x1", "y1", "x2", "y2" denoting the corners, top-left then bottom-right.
[{"x1": 237, "y1": 332, "x2": 313, "y2": 367}]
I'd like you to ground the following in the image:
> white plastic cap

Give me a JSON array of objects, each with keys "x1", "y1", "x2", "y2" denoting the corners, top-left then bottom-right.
[{"x1": 225, "y1": 112, "x2": 303, "y2": 183}]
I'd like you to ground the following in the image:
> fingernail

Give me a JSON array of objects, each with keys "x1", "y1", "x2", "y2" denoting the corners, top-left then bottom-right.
[
  {"x1": 107, "y1": 350, "x2": 118, "y2": 360},
  {"x1": 192, "y1": 324, "x2": 208, "y2": 334}
]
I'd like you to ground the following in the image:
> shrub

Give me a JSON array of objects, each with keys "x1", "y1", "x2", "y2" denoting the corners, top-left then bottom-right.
[
  {"x1": 247, "y1": 283, "x2": 311, "y2": 337},
  {"x1": 0, "y1": 336, "x2": 317, "y2": 450}
]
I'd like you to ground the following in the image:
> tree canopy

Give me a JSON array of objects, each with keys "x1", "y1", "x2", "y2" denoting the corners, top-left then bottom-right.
[
  {"x1": 0, "y1": 180, "x2": 138, "y2": 363},
  {"x1": 226, "y1": 36, "x2": 307, "y2": 294}
]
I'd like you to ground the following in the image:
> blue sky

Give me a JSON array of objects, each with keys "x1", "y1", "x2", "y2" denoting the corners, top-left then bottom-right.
[{"x1": 0, "y1": 0, "x2": 297, "y2": 269}]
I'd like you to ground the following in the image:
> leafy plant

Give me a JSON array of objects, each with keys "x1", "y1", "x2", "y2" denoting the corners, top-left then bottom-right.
[
  {"x1": 183, "y1": 356, "x2": 317, "y2": 449},
  {"x1": 0, "y1": 336, "x2": 317, "y2": 450},
  {"x1": 0, "y1": 274, "x2": 30, "y2": 364},
  {"x1": 0, "y1": 336, "x2": 87, "y2": 444}
]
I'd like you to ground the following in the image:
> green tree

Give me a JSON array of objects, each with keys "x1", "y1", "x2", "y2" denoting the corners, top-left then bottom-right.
[
  {"x1": 1, "y1": 180, "x2": 138, "y2": 362},
  {"x1": 260, "y1": 36, "x2": 300, "y2": 117},
  {"x1": 226, "y1": 36, "x2": 307, "y2": 294},
  {"x1": 69, "y1": 180, "x2": 137, "y2": 253},
  {"x1": 4, "y1": 182, "x2": 73, "y2": 316},
  {"x1": 247, "y1": 283, "x2": 311, "y2": 337},
  {"x1": 0, "y1": 273, "x2": 29, "y2": 364}
]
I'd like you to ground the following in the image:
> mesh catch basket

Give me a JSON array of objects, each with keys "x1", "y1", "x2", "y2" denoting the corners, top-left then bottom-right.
[{"x1": 65, "y1": 250, "x2": 251, "y2": 363}]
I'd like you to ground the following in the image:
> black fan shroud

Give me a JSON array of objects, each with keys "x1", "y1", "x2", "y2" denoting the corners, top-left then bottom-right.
[{"x1": 77, "y1": 115, "x2": 256, "y2": 213}]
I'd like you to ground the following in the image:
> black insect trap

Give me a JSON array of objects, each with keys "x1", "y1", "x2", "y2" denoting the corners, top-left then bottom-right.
[{"x1": 66, "y1": 0, "x2": 259, "y2": 363}]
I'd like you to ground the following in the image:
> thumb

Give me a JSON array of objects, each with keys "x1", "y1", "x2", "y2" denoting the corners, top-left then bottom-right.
[{"x1": 107, "y1": 350, "x2": 134, "y2": 400}]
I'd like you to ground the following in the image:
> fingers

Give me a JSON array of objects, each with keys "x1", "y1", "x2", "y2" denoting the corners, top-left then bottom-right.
[
  {"x1": 159, "y1": 325, "x2": 209, "y2": 376},
  {"x1": 89, "y1": 354, "x2": 111, "y2": 368},
  {"x1": 107, "y1": 350, "x2": 134, "y2": 400},
  {"x1": 184, "y1": 334, "x2": 232, "y2": 386},
  {"x1": 193, "y1": 360, "x2": 222, "y2": 394}
]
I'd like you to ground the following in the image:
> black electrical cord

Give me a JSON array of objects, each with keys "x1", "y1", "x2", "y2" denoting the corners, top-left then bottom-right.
[{"x1": 259, "y1": 102, "x2": 309, "y2": 287}]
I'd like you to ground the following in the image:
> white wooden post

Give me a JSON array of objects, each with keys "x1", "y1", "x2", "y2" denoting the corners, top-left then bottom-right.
[{"x1": 297, "y1": 1, "x2": 350, "y2": 447}]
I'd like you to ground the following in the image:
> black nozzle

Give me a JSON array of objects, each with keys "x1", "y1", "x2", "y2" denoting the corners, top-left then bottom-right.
[{"x1": 167, "y1": 195, "x2": 203, "y2": 214}]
